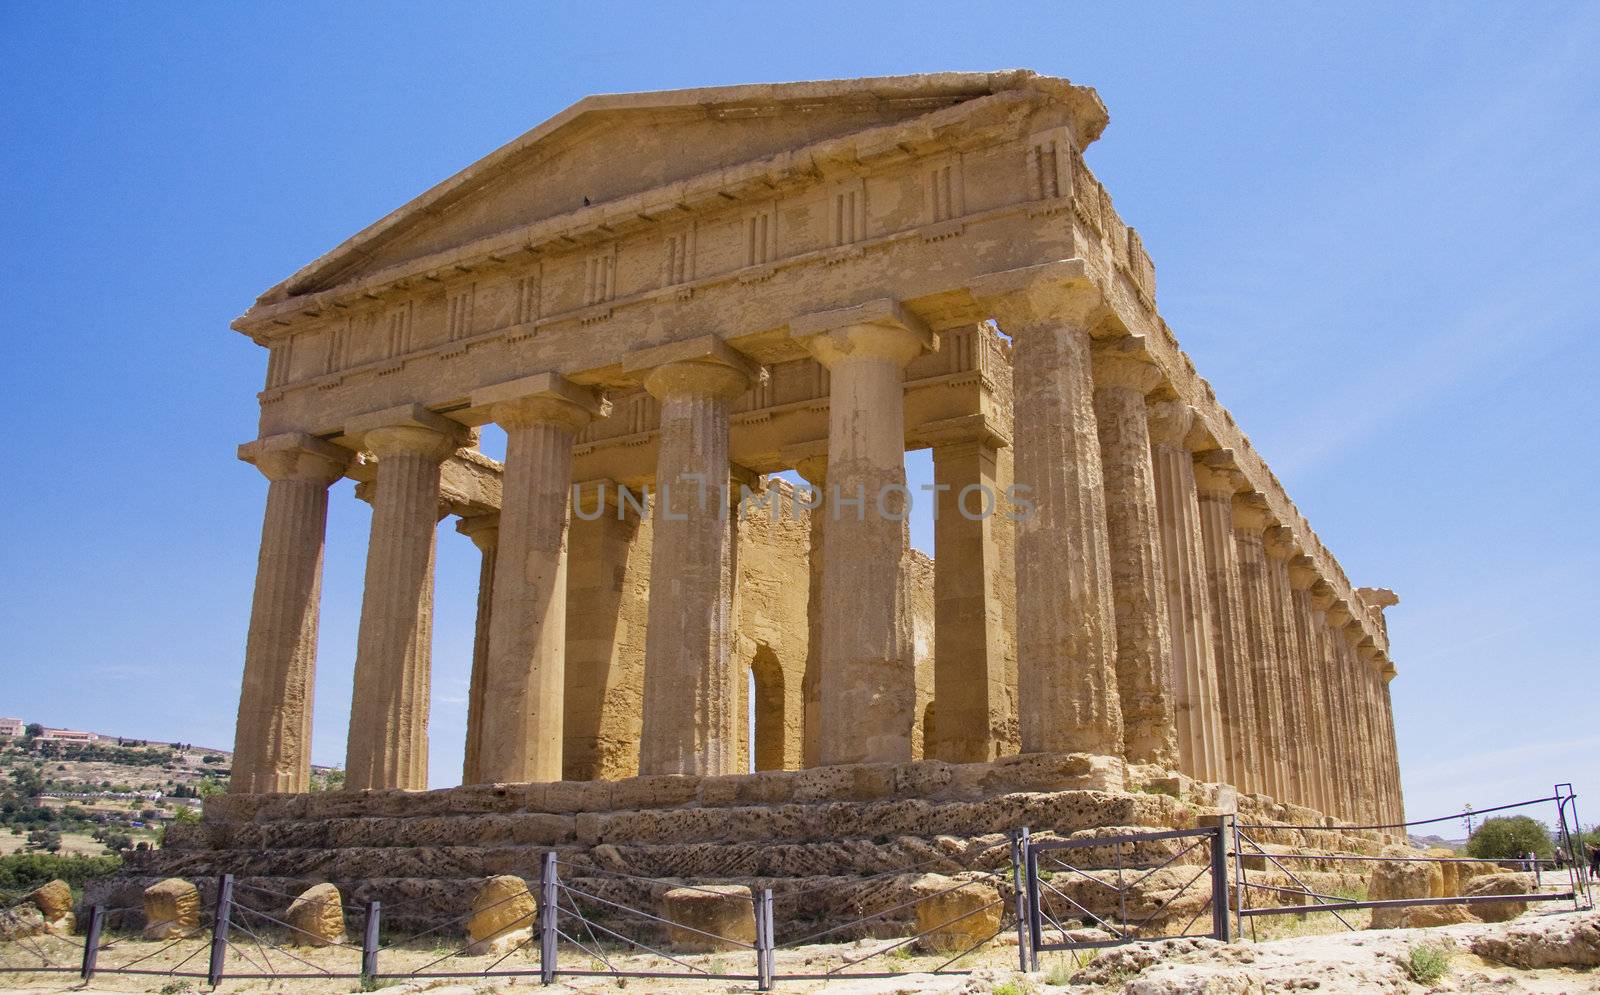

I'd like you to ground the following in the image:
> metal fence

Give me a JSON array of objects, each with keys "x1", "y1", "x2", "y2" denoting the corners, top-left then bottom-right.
[
  {"x1": 1, "y1": 783, "x2": 1593, "y2": 988},
  {"x1": 1230, "y1": 783, "x2": 1592, "y2": 937}
]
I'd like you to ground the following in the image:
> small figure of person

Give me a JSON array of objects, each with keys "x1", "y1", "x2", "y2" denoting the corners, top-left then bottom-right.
[{"x1": 1588, "y1": 844, "x2": 1600, "y2": 880}]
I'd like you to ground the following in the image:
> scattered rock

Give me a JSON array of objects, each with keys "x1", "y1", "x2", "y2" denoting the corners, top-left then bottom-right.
[
  {"x1": 912, "y1": 877, "x2": 1001, "y2": 953},
  {"x1": 27, "y1": 879, "x2": 72, "y2": 921},
  {"x1": 1460, "y1": 872, "x2": 1532, "y2": 924},
  {"x1": 284, "y1": 882, "x2": 345, "y2": 947},
  {"x1": 143, "y1": 877, "x2": 201, "y2": 939},
  {"x1": 1470, "y1": 909, "x2": 1600, "y2": 968},
  {"x1": 0, "y1": 903, "x2": 47, "y2": 941},
  {"x1": 465, "y1": 875, "x2": 535, "y2": 955},
  {"x1": 661, "y1": 883, "x2": 755, "y2": 952},
  {"x1": 1368, "y1": 859, "x2": 1476, "y2": 928}
]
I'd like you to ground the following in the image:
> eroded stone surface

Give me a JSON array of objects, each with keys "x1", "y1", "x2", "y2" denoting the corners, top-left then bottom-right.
[{"x1": 143, "y1": 877, "x2": 201, "y2": 939}]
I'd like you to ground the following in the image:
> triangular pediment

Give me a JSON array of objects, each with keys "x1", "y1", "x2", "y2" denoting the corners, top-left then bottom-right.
[{"x1": 256, "y1": 70, "x2": 1104, "y2": 304}]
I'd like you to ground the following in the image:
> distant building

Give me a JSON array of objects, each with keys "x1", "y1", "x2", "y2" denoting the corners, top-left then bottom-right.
[
  {"x1": 0, "y1": 717, "x2": 23, "y2": 737},
  {"x1": 39, "y1": 728, "x2": 98, "y2": 743}
]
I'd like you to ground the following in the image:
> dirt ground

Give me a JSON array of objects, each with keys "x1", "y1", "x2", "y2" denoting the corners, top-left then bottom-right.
[{"x1": 2, "y1": 902, "x2": 1597, "y2": 994}]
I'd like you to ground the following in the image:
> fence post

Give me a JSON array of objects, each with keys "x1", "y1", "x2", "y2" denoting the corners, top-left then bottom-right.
[
  {"x1": 1211, "y1": 816, "x2": 1234, "y2": 941},
  {"x1": 361, "y1": 900, "x2": 381, "y2": 981},
  {"x1": 79, "y1": 904, "x2": 104, "y2": 981},
  {"x1": 755, "y1": 888, "x2": 774, "y2": 991},
  {"x1": 539, "y1": 851, "x2": 558, "y2": 985},
  {"x1": 1009, "y1": 827, "x2": 1032, "y2": 972},
  {"x1": 207, "y1": 873, "x2": 234, "y2": 988}
]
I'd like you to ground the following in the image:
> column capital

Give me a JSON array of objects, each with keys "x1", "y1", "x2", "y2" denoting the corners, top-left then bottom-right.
[
  {"x1": 1146, "y1": 400, "x2": 1196, "y2": 449},
  {"x1": 454, "y1": 512, "x2": 500, "y2": 552},
  {"x1": 1230, "y1": 492, "x2": 1274, "y2": 533},
  {"x1": 626, "y1": 334, "x2": 764, "y2": 401},
  {"x1": 346, "y1": 403, "x2": 471, "y2": 461},
  {"x1": 1263, "y1": 525, "x2": 1301, "y2": 561},
  {"x1": 780, "y1": 440, "x2": 829, "y2": 487},
  {"x1": 1091, "y1": 335, "x2": 1164, "y2": 394},
  {"x1": 1193, "y1": 449, "x2": 1246, "y2": 496},
  {"x1": 1288, "y1": 554, "x2": 1320, "y2": 591},
  {"x1": 238, "y1": 433, "x2": 351, "y2": 485},
  {"x1": 912, "y1": 413, "x2": 1009, "y2": 453},
  {"x1": 790, "y1": 298, "x2": 936, "y2": 368},
  {"x1": 968, "y1": 258, "x2": 1098, "y2": 328},
  {"x1": 572, "y1": 478, "x2": 645, "y2": 520},
  {"x1": 470, "y1": 372, "x2": 609, "y2": 432}
]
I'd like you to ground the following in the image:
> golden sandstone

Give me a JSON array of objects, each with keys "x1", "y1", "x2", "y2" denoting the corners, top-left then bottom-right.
[
  {"x1": 203, "y1": 71, "x2": 1405, "y2": 908},
  {"x1": 142, "y1": 878, "x2": 200, "y2": 940}
]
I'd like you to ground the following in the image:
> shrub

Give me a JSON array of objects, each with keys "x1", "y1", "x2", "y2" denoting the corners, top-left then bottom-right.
[
  {"x1": 1465, "y1": 816, "x2": 1554, "y2": 860},
  {"x1": 1404, "y1": 941, "x2": 1452, "y2": 985},
  {"x1": 0, "y1": 852, "x2": 122, "y2": 892}
]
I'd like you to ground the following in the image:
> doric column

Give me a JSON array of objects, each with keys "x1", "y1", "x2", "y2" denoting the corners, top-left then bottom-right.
[
  {"x1": 1194, "y1": 458, "x2": 1258, "y2": 793},
  {"x1": 1288, "y1": 559, "x2": 1330, "y2": 816},
  {"x1": 631, "y1": 337, "x2": 759, "y2": 776},
  {"x1": 792, "y1": 300, "x2": 933, "y2": 766},
  {"x1": 1263, "y1": 527, "x2": 1310, "y2": 807},
  {"x1": 564, "y1": 480, "x2": 647, "y2": 781},
  {"x1": 345, "y1": 405, "x2": 466, "y2": 792},
  {"x1": 456, "y1": 513, "x2": 498, "y2": 785},
  {"x1": 1232, "y1": 493, "x2": 1289, "y2": 801},
  {"x1": 971, "y1": 263, "x2": 1122, "y2": 757},
  {"x1": 1335, "y1": 617, "x2": 1377, "y2": 823},
  {"x1": 230, "y1": 434, "x2": 350, "y2": 795},
  {"x1": 473, "y1": 374, "x2": 606, "y2": 784},
  {"x1": 1379, "y1": 661, "x2": 1404, "y2": 825},
  {"x1": 1148, "y1": 403, "x2": 1225, "y2": 784},
  {"x1": 1355, "y1": 640, "x2": 1390, "y2": 825},
  {"x1": 1091, "y1": 337, "x2": 1177, "y2": 767},
  {"x1": 1323, "y1": 599, "x2": 1360, "y2": 821},
  {"x1": 786, "y1": 448, "x2": 827, "y2": 769},
  {"x1": 926, "y1": 421, "x2": 1011, "y2": 763}
]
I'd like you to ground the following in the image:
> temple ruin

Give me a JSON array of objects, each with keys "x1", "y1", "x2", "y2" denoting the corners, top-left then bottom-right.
[{"x1": 120, "y1": 71, "x2": 1407, "y2": 921}]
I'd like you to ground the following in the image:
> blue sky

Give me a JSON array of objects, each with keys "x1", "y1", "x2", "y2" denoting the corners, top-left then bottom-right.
[{"x1": 2, "y1": 3, "x2": 1595, "y2": 828}]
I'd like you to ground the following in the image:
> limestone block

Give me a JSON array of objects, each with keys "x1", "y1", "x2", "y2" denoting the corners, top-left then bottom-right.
[
  {"x1": 911, "y1": 876, "x2": 1001, "y2": 953},
  {"x1": 285, "y1": 882, "x2": 346, "y2": 947},
  {"x1": 1470, "y1": 909, "x2": 1600, "y2": 968},
  {"x1": 27, "y1": 879, "x2": 74, "y2": 933},
  {"x1": 1366, "y1": 859, "x2": 1478, "y2": 929},
  {"x1": 465, "y1": 875, "x2": 536, "y2": 955},
  {"x1": 1462, "y1": 872, "x2": 1534, "y2": 923},
  {"x1": 660, "y1": 884, "x2": 755, "y2": 952},
  {"x1": 143, "y1": 877, "x2": 201, "y2": 939},
  {"x1": 0, "y1": 904, "x2": 46, "y2": 940}
]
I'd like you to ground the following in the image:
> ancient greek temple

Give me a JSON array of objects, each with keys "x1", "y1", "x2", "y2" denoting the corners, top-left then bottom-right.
[{"x1": 226, "y1": 70, "x2": 1402, "y2": 827}]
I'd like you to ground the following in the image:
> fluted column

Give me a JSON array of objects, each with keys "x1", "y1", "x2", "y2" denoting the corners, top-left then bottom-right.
[
  {"x1": 1263, "y1": 528, "x2": 1310, "y2": 807},
  {"x1": 564, "y1": 480, "x2": 647, "y2": 781},
  {"x1": 1334, "y1": 618, "x2": 1376, "y2": 823},
  {"x1": 345, "y1": 406, "x2": 464, "y2": 791},
  {"x1": 1353, "y1": 639, "x2": 1387, "y2": 825},
  {"x1": 1149, "y1": 403, "x2": 1225, "y2": 784},
  {"x1": 633, "y1": 338, "x2": 758, "y2": 776},
  {"x1": 790, "y1": 301, "x2": 931, "y2": 766},
  {"x1": 471, "y1": 374, "x2": 605, "y2": 784},
  {"x1": 928, "y1": 427, "x2": 1010, "y2": 763},
  {"x1": 1091, "y1": 338, "x2": 1177, "y2": 767},
  {"x1": 1288, "y1": 561, "x2": 1330, "y2": 816},
  {"x1": 456, "y1": 514, "x2": 498, "y2": 785},
  {"x1": 1194, "y1": 460, "x2": 1258, "y2": 793},
  {"x1": 789, "y1": 452, "x2": 827, "y2": 769},
  {"x1": 1233, "y1": 495, "x2": 1289, "y2": 801},
  {"x1": 231, "y1": 434, "x2": 350, "y2": 795},
  {"x1": 1324, "y1": 600, "x2": 1360, "y2": 821},
  {"x1": 972, "y1": 263, "x2": 1122, "y2": 757},
  {"x1": 1379, "y1": 662, "x2": 1404, "y2": 825}
]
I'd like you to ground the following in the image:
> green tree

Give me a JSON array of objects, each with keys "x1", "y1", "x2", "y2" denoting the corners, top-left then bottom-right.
[
  {"x1": 1465, "y1": 815, "x2": 1555, "y2": 860},
  {"x1": 23, "y1": 723, "x2": 43, "y2": 738}
]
